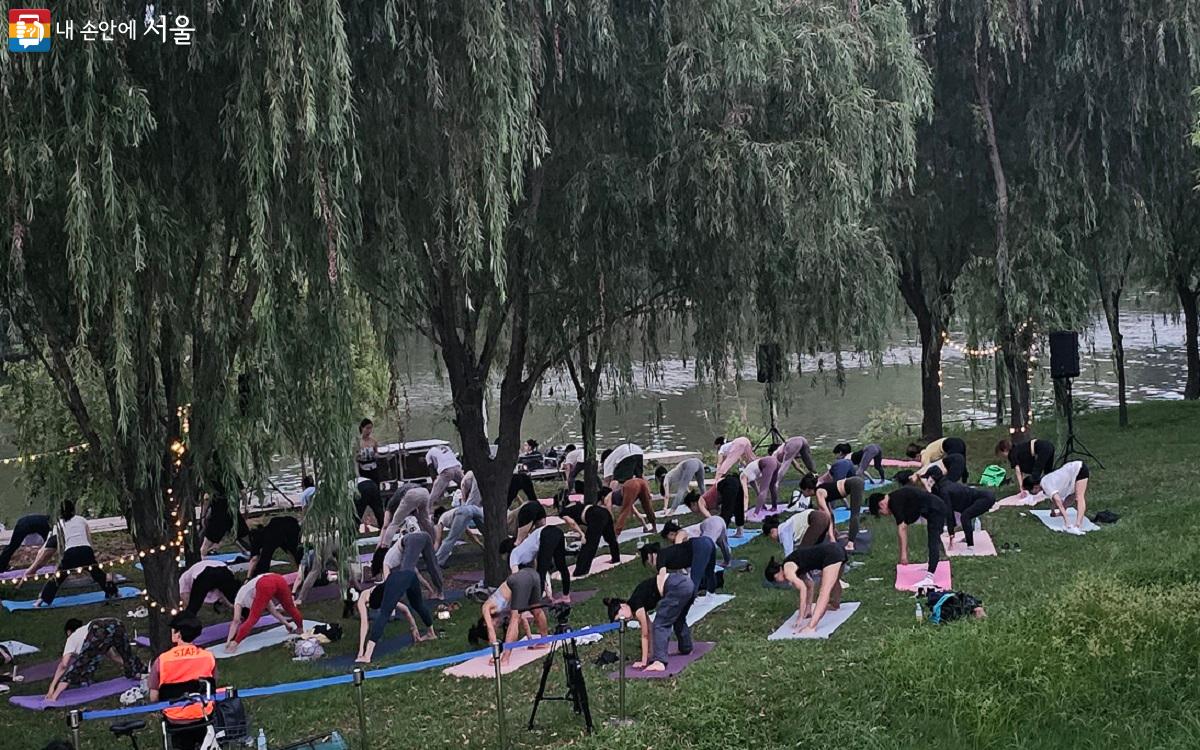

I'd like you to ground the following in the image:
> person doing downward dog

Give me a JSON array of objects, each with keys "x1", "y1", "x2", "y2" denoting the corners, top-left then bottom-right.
[
  {"x1": 381, "y1": 530, "x2": 445, "y2": 599},
  {"x1": 657, "y1": 458, "x2": 707, "y2": 513},
  {"x1": 606, "y1": 571, "x2": 696, "y2": 672},
  {"x1": 148, "y1": 614, "x2": 217, "y2": 750},
  {"x1": 354, "y1": 566, "x2": 438, "y2": 664},
  {"x1": 469, "y1": 567, "x2": 551, "y2": 665},
  {"x1": 699, "y1": 475, "x2": 746, "y2": 537},
  {"x1": 921, "y1": 467, "x2": 996, "y2": 553},
  {"x1": 558, "y1": 497, "x2": 621, "y2": 577},
  {"x1": 435, "y1": 499, "x2": 484, "y2": 567},
  {"x1": 602, "y1": 442, "x2": 645, "y2": 483},
  {"x1": 179, "y1": 559, "x2": 240, "y2": 616},
  {"x1": 661, "y1": 517, "x2": 732, "y2": 566},
  {"x1": 764, "y1": 542, "x2": 847, "y2": 634},
  {"x1": 36, "y1": 501, "x2": 118, "y2": 607},
  {"x1": 713, "y1": 435, "x2": 756, "y2": 482},
  {"x1": 226, "y1": 573, "x2": 305, "y2": 653},
  {"x1": 868, "y1": 482, "x2": 950, "y2": 587},
  {"x1": 606, "y1": 475, "x2": 657, "y2": 534},
  {"x1": 45, "y1": 617, "x2": 146, "y2": 702},
  {"x1": 773, "y1": 435, "x2": 818, "y2": 477},
  {"x1": 1024, "y1": 460, "x2": 1092, "y2": 535},
  {"x1": 833, "y1": 443, "x2": 886, "y2": 483},
  {"x1": 761, "y1": 508, "x2": 834, "y2": 557},
  {"x1": 507, "y1": 522, "x2": 572, "y2": 600},
  {"x1": 246, "y1": 515, "x2": 304, "y2": 579},
  {"x1": 560, "y1": 444, "x2": 586, "y2": 489},
  {"x1": 742, "y1": 455, "x2": 783, "y2": 513},
  {"x1": 798, "y1": 474, "x2": 867, "y2": 551},
  {"x1": 425, "y1": 444, "x2": 464, "y2": 508},
  {"x1": 641, "y1": 535, "x2": 718, "y2": 597},
  {"x1": 380, "y1": 482, "x2": 436, "y2": 547},
  {"x1": 996, "y1": 437, "x2": 1056, "y2": 497},
  {"x1": 907, "y1": 437, "x2": 969, "y2": 475},
  {"x1": 0, "y1": 513, "x2": 50, "y2": 573}
]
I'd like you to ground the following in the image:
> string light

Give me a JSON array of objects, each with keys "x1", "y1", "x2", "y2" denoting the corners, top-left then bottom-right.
[{"x1": 0, "y1": 443, "x2": 89, "y2": 467}]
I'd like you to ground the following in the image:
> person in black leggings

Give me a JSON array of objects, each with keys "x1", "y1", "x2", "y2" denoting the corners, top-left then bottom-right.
[
  {"x1": 922, "y1": 466, "x2": 995, "y2": 554},
  {"x1": 246, "y1": 516, "x2": 303, "y2": 578},
  {"x1": 702, "y1": 476, "x2": 745, "y2": 537},
  {"x1": 996, "y1": 438, "x2": 1055, "y2": 495},
  {"x1": 868, "y1": 481, "x2": 949, "y2": 587},
  {"x1": 558, "y1": 500, "x2": 621, "y2": 577},
  {"x1": 0, "y1": 514, "x2": 50, "y2": 573},
  {"x1": 353, "y1": 477, "x2": 385, "y2": 530},
  {"x1": 180, "y1": 560, "x2": 241, "y2": 615},
  {"x1": 507, "y1": 473, "x2": 537, "y2": 508}
]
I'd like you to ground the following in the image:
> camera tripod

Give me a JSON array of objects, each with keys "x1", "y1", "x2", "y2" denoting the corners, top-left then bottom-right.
[
  {"x1": 1056, "y1": 377, "x2": 1104, "y2": 469},
  {"x1": 528, "y1": 624, "x2": 593, "y2": 733},
  {"x1": 754, "y1": 381, "x2": 787, "y2": 452}
]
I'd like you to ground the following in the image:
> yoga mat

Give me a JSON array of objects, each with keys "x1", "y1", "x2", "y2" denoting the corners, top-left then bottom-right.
[
  {"x1": 14, "y1": 658, "x2": 60, "y2": 683},
  {"x1": 613, "y1": 527, "x2": 651, "y2": 546},
  {"x1": 768, "y1": 602, "x2": 861, "y2": 640},
  {"x1": 356, "y1": 536, "x2": 381, "y2": 548},
  {"x1": 553, "y1": 554, "x2": 635, "y2": 581},
  {"x1": 726, "y1": 529, "x2": 762, "y2": 550},
  {"x1": 607, "y1": 641, "x2": 715, "y2": 680},
  {"x1": 943, "y1": 530, "x2": 997, "y2": 557},
  {"x1": 10, "y1": 677, "x2": 139, "y2": 710},
  {"x1": 209, "y1": 620, "x2": 325, "y2": 659},
  {"x1": 3, "y1": 586, "x2": 141, "y2": 612},
  {"x1": 1031, "y1": 509, "x2": 1101, "y2": 534},
  {"x1": 894, "y1": 562, "x2": 952, "y2": 592},
  {"x1": 837, "y1": 529, "x2": 872, "y2": 555},
  {"x1": 0, "y1": 641, "x2": 39, "y2": 657},
  {"x1": 745, "y1": 506, "x2": 791, "y2": 524},
  {"x1": 630, "y1": 594, "x2": 734, "y2": 629},
  {"x1": 864, "y1": 478, "x2": 891, "y2": 491},
  {"x1": 654, "y1": 506, "x2": 691, "y2": 518},
  {"x1": 991, "y1": 492, "x2": 1044, "y2": 510},
  {"x1": 136, "y1": 615, "x2": 276, "y2": 648},
  {"x1": 326, "y1": 633, "x2": 414, "y2": 669},
  {"x1": 0, "y1": 566, "x2": 55, "y2": 581},
  {"x1": 882, "y1": 458, "x2": 922, "y2": 468},
  {"x1": 443, "y1": 638, "x2": 550, "y2": 678}
]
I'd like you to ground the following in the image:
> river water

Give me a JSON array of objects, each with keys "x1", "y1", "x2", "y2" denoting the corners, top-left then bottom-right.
[{"x1": 0, "y1": 309, "x2": 1187, "y2": 520}]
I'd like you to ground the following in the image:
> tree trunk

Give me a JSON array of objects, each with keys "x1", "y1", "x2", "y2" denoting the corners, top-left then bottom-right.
[
  {"x1": 126, "y1": 483, "x2": 177, "y2": 653},
  {"x1": 916, "y1": 312, "x2": 944, "y2": 440},
  {"x1": 579, "y1": 386, "x2": 600, "y2": 504},
  {"x1": 1099, "y1": 278, "x2": 1129, "y2": 426},
  {"x1": 1178, "y1": 277, "x2": 1199, "y2": 400},
  {"x1": 994, "y1": 354, "x2": 1006, "y2": 425}
]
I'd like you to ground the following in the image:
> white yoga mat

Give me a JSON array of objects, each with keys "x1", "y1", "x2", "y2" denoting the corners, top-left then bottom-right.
[
  {"x1": 1031, "y1": 509, "x2": 1100, "y2": 534},
  {"x1": 654, "y1": 506, "x2": 691, "y2": 518},
  {"x1": 553, "y1": 554, "x2": 635, "y2": 581},
  {"x1": 209, "y1": 620, "x2": 324, "y2": 659},
  {"x1": 629, "y1": 593, "x2": 734, "y2": 629},
  {"x1": 768, "y1": 602, "x2": 861, "y2": 641},
  {"x1": 0, "y1": 641, "x2": 39, "y2": 657}
]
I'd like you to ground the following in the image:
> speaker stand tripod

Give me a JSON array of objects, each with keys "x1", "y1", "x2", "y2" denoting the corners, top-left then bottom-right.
[
  {"x1": 528, "y1": 627, "x2": 593, "y2": 733},
  {"x1": 1056, "y1": 377, "x2": 1104, "y2": 469},
  {"x1": 755, "y1": 381, "x2": 787, "y2": 452}
]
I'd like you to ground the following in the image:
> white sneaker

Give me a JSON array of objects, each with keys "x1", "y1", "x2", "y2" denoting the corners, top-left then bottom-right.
[
  {"x1": 960, "y1": 546, "x2": 975, "y2": 556},
  {"x1": 918, "y1": 573, "x2": 936, "y2": 586},
  {"x1": 1065, "y1": 527, "x2": 1086, "y2": 536}
]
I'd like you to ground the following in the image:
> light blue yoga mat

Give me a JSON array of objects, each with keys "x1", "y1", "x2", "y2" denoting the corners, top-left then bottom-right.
[
  {"x1": 727, "y1": 529, "x2": 762, "y2": 550},
  {"x1": 3, "y1": 586, "x2": 141, "y2": 612}
]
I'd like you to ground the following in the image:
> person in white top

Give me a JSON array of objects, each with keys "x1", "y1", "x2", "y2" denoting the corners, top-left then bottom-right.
[
  {"x1": 1023, "y1": 460, "x2": 1092, "y2": 535},
  {"x1": 660, "y1": 517, "x2": 732, "y2": 566},
  {"x1": 44, "y1": 617, "x2": 145, "y2": 702},
  {"x1": 561, "y1": 444, "x2": 587, "y2": 489},
  {"x1": 602, "y1": 442, "x2": 644, "y2": 483},
  {"x1": 179, "y1": 558, "x2": 240, "y2": 615},
  {"x1": 425, "y1": 445, "x2": 464, "y2": 508},
  {"x1": 36, "y1": 500, "x2": 117, "y2": 607},
  {"x1": 713, "y1": 436, "x2": 756, "y2": 482}
]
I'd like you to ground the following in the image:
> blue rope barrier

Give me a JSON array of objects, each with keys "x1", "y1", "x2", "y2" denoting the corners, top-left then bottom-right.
[{"x1": 81, "y1": 619, "x2": 620, "y2": 721}]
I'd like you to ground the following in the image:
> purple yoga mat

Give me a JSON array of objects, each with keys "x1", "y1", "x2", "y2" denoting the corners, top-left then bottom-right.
[
  {"x1": 745, "y1": 506, "x2": 790, "y2": 524},
  {"x1": 452, "y1": 570, "x2": 483, "y2": 583},
  {"x1": 607, "y1": 641, "x2": 714, "y2": 680},
  {"x1": 0, "y1": 566, "x2": 55, "y2": 581},
  {"x1": 12, "y1": 658, "x2": 61, "y2": 683},
  {"x1": 135, "y1": 615, "x2": 275, "y2": 648},
  {"x1": 10, "y1": 676, "x2": 139, "y2": 710}
]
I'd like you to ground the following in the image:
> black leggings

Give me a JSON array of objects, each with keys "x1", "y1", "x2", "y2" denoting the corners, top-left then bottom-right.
[
  {"x1": 574, "y1": 506, "x2": 620, "y2": 576},
  {"x1": 535, "y1": 525, "x2": 571, "y2": 595},
  {"x1": 507, "y1": 474, "x2": 537, "y2": 508},
  {"x1": 40, "y1": 546, "x2": 108, "y2": 604},
  {"x1": 923, "y1": 507, "x2": 947, "y2": 574},
  {"x1": 0, "y1": 514, "x2": 49, "y2": 573},
  {"x1": 716, "y1": 476, "x2": 744, "y2": 529},
  {"x1": 942, "y1": 453, "x2": 968, "y2": 484},
  {"x1": 185, "y1": 566, "x2": 241, "y2": 615},
  {"x1": 355, "y1": 479, "x2": 385, "y2": 527},
  {"x1": 950, "y1": 489, "x2": 995, "y2": 547},
  {"x1": 249, "y1": 518, "x2": 303, "y2": 578}
]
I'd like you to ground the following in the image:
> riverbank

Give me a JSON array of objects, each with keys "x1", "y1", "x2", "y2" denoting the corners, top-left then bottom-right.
[{"x1": 2, "y1": 400, "x2": 1198, "y2": 748}]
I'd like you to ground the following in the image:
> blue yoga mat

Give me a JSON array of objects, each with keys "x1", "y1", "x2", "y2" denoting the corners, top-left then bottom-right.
[
  {"x1": 832, "y1": 507, "x2": 869, "y2": 524},
  {"x1": 3, "y1": 586, "x2": 141, "y2": 612},
  {"x1": 727, "y1": 529, "x2": 762, "y2": 550}
]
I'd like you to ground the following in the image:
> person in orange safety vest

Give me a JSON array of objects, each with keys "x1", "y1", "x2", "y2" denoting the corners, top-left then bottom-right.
[{"x1": 148, "y1": 614, "x2": 217, "y2": 750}]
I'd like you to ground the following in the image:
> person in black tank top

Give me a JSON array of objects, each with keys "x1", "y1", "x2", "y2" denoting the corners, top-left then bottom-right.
[{"x1": 764, "y1": 542, "x2": 847, "y2": 634}]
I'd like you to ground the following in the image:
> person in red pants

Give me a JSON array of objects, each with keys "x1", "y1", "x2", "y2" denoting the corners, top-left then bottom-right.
[
  {"x1": 607, "y1": 477, "x2": 657, "y2": 534},
  {"x1": 224, "y1": 573, "x2": 304, "y2": 653}
]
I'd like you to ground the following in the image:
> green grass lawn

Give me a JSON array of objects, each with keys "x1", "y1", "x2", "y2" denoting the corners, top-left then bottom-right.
[{"x1": 4, "y1": 401, "x2": 1200, "y2": 749}]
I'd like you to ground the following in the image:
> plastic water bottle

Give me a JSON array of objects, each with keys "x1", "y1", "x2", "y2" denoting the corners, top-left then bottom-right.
[
  {"x1": 257, "y1": 728, "x2": 268, "y2": 750},
  {"x1": 914, "y1": 601, "x2": 923, "y2": 621}
]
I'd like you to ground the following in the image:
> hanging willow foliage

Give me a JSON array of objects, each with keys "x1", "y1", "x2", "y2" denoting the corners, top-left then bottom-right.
[{"x1": 1, "y1": 0, "x2": 359, "y2": 649}]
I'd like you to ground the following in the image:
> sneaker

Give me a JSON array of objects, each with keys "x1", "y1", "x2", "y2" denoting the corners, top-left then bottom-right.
[
  {"x1": 918, "y1": 573, "x2": 936, "y2": 586},
  {"x1": 961, "y1": 546, "x2": 975, "y2": 556},
  {"x1": 1065, "y1": 527, "x2": 1086, "y2": 536}
]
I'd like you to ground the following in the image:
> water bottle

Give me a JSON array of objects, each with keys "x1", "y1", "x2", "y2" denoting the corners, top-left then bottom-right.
[
  {"x1": 257, "y1": 728, "x2": 268, "y2": 750},
  {"x1": 914, "y1": 601, "x2": 923, "y2": 621},
  {"x1": 330, "y1": 731, "x2": 345, "y2": 747}
]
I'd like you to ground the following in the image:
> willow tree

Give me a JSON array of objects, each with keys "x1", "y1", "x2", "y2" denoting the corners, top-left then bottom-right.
[
  {"x1": 1, "y1": 1, "x2": 358, "y2": 649},
  {"x1": 349, "y1": 0, "x2": 929, "y2": 584}
]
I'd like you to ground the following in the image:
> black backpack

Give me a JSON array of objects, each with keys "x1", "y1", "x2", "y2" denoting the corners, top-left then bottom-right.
[{"x1": 925, "y1": 589, "x2": 982, "y2": 624}]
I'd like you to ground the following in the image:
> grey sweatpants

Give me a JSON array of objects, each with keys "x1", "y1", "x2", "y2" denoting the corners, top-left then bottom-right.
[
  {"x1": 652, "y1": 573, "x2": 696, "y2": 665},
  {"x1": 296, "y1": 536, "x2": 339, "y2": 603},
  {"x1": 436, "y1": 504, "x2": 484, "y2": 567},
  {"x1": 397, "y1": 531, "x2": 443, "y2": 594},
  {"x1": 666, "y1": 459, "x2": 707, "y2": 511},
  {"x1": 382, "y1": 487, "x2": 435, "y2": 547},
  {"x1": 428, "y1": 467, "x2": 464, "y2": 508}
]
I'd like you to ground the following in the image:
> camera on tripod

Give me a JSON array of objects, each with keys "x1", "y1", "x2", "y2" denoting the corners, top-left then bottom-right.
[
  {"x1": 529, "y1": 602, "x2": 592, "y2": 733},
  {"x1": 547, "y1": 603, "x2": 572, "y2": 628}
]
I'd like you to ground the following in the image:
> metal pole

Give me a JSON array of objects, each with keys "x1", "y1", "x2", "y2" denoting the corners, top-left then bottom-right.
[
  {"x1": 491, "y1": 641, "x2": 507, "y2": 749},
  {"x1": 618, "y1": 618, "x2": 628, "y2": 723},
  {"x1": 352, "y1": 667, "x2": 369, "y2": 750},
  {"x1": 69, "y1": 709, "x2": 82, "y2": 749}
]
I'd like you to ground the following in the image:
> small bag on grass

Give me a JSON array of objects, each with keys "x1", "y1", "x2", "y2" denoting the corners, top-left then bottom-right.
[{"x1": 925, "y1": 589, "x2": 985, "y2": 623}]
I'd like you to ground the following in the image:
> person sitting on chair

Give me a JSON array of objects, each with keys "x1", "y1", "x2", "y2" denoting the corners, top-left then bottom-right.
[{"x1": 149, "y1": 614, "x2": 217, "y2": 750}]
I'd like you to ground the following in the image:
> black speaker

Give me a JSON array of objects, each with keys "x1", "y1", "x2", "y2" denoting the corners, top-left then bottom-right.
[
  {"x1": 1049, "y1": 331, "x2": 1080, "y2": 379},
  {"x1": 756, "y1": 343, "x2": 783, "y2": 384}
]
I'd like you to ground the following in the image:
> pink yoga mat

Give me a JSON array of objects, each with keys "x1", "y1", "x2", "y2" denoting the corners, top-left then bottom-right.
[
  {"x1": 10, "y1": 677, "x2": 139, "y2": 710},
  {"x1": 943, "y1": 531, "x2": 997, "y2": 557},
  {"x1": 606, "y1": 641, "x2": 714, "y2": 680},
  {"x1": 894, "y1": 561, "x2": 952, "y2": 591},
  {"x1": 553, "y1": 554, "x2": 635, "y2": 581},
  {"x1": 882, "y1": 458, "x2": 922, "y2": 468},
  {"x1": 991, "y1": 492, "x2": 1043, "y2": 510},
  {"x1": 443, "y1": 640, "x2": 551, "y2": 678}
]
